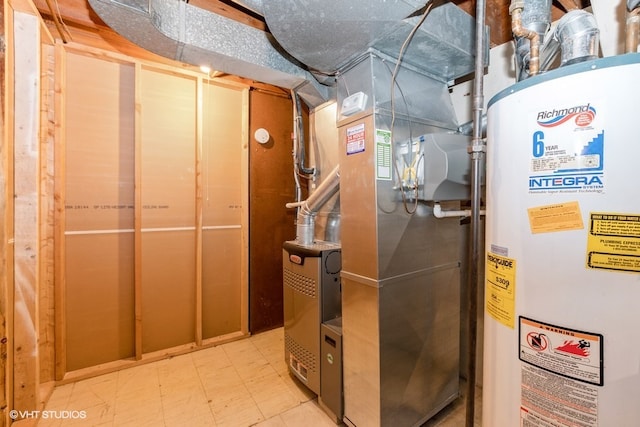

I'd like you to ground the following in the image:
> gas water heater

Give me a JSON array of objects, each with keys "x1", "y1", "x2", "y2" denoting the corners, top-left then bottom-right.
[{"x1": 484, "y1": 54, "x2": 640, "y2": 426}]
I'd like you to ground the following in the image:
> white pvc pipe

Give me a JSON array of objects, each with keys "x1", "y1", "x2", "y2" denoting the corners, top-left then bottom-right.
[{"x1": 433, "y1": 203, "x2": 486, "y2": 218}]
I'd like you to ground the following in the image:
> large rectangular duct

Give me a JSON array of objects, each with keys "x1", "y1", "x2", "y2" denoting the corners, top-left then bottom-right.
[
  {"x1": 88, "y1": 0, "x2": 331, "y2": 107},
  {"x1": 337, "y1": 52, "x2": 463, "y2": 427}
]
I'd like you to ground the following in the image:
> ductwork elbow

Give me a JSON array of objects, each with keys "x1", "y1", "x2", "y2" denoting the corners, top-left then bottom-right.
[
  {"x1": 555, "y1": 9, "x2": 600, "y2": 67},
  {"x1": 291, "y1": 165, "x2": 340, "y2": 246}
]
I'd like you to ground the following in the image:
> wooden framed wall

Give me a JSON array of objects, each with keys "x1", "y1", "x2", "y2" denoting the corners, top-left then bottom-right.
[
  {"x1": 4, "y1": 1, "x2": 289, "y2": 422},
  {"x1": 56, "y1": 44, "x2": 249, "y2": 378},
  {"x1": 5, "y1": 1, "x2": 58, "y2": 422}
]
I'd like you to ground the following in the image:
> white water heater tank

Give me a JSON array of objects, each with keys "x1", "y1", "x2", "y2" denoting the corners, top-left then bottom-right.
[{"x1": 484, "y1": 54, "x2": 640, "y2": 427}]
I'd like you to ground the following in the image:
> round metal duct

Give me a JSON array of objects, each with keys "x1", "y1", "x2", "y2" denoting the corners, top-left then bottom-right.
[{"x1": 262, "y1": 0, "x2": 428, "y2": 73}]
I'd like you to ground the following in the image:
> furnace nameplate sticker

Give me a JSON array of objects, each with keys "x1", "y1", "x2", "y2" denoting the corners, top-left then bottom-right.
[
  {"x1": 486, "y1": 252, "x2": 516, "y2": 328},
  {"x1": 346, "y1": 123, "x2": 365, "y2": 155},
  {"x1": 527, "y1": 201, "x2": 584, "y2": 234},
  {"x1": 375, "y1": 129, "x2": 392, "y2": 180},
  {"x1": 587, "y1": 212, "x2": 640, "y2": 273}
]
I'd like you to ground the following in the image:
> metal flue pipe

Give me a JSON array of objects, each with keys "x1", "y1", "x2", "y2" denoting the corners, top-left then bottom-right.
[
  {"x1": 466, "y1": 0, "x2": 487, "y2": 425},
  {"x1": 627, "y1": 1, "x2": 640, "y2": 53},
  {"x1": 285, "y1": 165, "x2": 340, "y2": 245}
]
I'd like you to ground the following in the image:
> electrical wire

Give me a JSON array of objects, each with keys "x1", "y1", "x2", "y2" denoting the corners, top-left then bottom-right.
[
  {"x1": 46, "y1": 0, "x2": 72, "y2": 42},
  {"x1": 389, "y1": 1, "x2": 434, "y2": 215}
]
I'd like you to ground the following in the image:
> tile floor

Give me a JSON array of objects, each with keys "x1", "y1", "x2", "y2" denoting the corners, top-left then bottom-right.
[{"x1": 40, "y1": 327, "x2": 481, "y2": 426}]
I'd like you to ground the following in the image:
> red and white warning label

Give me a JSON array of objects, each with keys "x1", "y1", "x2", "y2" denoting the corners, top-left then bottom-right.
[{"x1": 519, "y1": 317, "x2": 603, "y2": 427}]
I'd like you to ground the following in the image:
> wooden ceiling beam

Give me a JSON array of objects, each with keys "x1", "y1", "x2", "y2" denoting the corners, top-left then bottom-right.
[{"x1": 453, "y1": 0, "x2": 591, "y2": 47}]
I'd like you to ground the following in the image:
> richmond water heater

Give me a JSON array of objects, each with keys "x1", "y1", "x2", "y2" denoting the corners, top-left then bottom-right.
[{"x1": 484, "y1": 54, "x2": 640, "y2": 426}]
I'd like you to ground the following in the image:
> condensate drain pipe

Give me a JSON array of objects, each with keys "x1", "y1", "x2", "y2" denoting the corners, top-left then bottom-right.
[
  {"x1": 433, "y1": 204, "x2": 485, "y2": 218},
  {"x1": 511, "y1": 0, "x2": 541, "y2": 76}
]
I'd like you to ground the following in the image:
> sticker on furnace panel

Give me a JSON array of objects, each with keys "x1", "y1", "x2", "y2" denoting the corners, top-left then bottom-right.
[
  {"x1": 346, "y1": 123, "x2": 365, "y2": 155},
  {"x1": 519, "y1": 317, "x2": 603, "y2": 386}
]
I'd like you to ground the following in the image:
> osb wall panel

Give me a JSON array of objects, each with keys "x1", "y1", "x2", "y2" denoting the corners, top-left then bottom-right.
[
  {"x1": 202, "y1": 229, "x2": 241, "y2": 339},
  {"x1": 201, "y1": 82, "x2": 245, "y2": 339},
  {"x1": 65, "y1": 53, "x2": 135, "y2": 230},
  {"x1": 141, "y1": 231, "x2": 195, "y2": 352},
  {"x1": 140, "y1": 68, "x2": 196, "y2": 229},
  {"x1": 140, "y1": 68, "x2": 196, "y2": 352},
  {"x1": 59, "y1": 46, "x2": 248, "y2": 372},
  {"x1": 64, "y1": 52, "x2": 135, "y2": 370},
  {"x1": 202, "y1": 81, "x2": 244, "y2": 226},
  {"x1": 65, "y1": 234, "x2": 135, "y2": 370}
]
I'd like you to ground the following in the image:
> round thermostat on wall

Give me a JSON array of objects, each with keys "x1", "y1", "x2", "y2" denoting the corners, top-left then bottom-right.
[{"x1": 254, "y1": 128, "x2": 270, "y2": 144}]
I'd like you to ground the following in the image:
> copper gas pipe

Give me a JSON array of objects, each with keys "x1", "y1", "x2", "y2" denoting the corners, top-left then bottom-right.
[
  {"x1": 626, "y1": 7, "x2": 640, "y2": 53},
  {"x1": 510, "y1": 0, "x2": 541, "y2": 76}
]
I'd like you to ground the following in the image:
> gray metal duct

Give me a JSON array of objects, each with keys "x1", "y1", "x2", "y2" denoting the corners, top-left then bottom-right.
[
  {"x1": 538, "y1": 8, "x2": 601, "y2": 71},
  {"x1": 262, "y1": 0, "x2": 426, "y2": 73},
  {"x1": 286, "y1": 165, "x2": 341, "y2": 246},
  {"x1": 555, "y1": 9, "x2": 600, "y2": 66},
  {"x1": 88, "y1": 0, "x2": 330, "y2": 107},
  {"x1": 228, "y1": 0, "x2": 264, "y2": 16},
  {"x1": 262, "y1": 0, "x2": 478, "y2": 80}
]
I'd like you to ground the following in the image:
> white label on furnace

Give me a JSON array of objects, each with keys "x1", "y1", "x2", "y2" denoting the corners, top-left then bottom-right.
[{"x1": 346, "y1": 123, "x2": 365, "y2": 155}]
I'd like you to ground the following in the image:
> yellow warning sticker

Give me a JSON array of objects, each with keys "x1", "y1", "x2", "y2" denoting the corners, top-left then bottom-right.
[
  {"x1": 527, "y1": 201, "x2": 584, "y2": 234},
  {"x1": 587, "y1": 212, "x2": 640, "y2": 273},
  {"x1": 486, "y1": 252, "x2": 516, "y2": 328}
]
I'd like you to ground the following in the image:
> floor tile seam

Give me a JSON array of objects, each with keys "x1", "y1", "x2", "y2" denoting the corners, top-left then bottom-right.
[{"x1": 113, "y1": 363, "x2": 162, "y2": 413}]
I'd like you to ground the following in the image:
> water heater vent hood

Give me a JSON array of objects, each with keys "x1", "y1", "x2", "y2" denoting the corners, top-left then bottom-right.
[{"x1": 88, "y1": 0, "x2": 331, "y2": 107}]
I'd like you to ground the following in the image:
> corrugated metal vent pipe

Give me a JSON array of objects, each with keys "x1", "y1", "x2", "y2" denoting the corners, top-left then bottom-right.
[
  {"x1": 627, "y1": 0, "x2": 640, "y2": 53},
  {"x1": 286, "y1": 165, "x2": 340, "y2": 245}
]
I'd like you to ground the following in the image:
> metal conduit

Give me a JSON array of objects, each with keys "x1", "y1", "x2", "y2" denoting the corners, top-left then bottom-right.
[{"x1": 466, "y1": 0, "x2": 486, "y2": 425}]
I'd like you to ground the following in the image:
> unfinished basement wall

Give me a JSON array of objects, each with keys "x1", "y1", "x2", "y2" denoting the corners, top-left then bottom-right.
[
  {"x1": 6, "y1": 5, "x2": 301, "y2": 420},
  {"x1": 57, "y1": 45, "x2": 250, "y2": 375}
]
